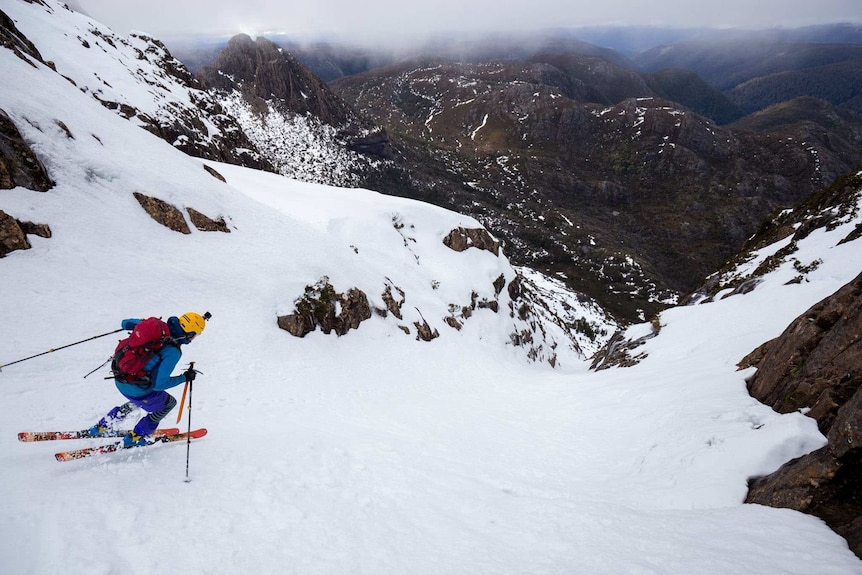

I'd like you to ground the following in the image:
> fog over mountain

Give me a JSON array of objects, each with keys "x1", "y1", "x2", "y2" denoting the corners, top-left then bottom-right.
[{"x1": 67, "y1": 0, "x2": 862, "y2": 44}]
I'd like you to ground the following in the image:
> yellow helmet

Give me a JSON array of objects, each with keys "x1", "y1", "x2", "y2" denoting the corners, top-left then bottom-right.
[{"x1": 178, "y1": 312, "x2": 207, "y2": 337}]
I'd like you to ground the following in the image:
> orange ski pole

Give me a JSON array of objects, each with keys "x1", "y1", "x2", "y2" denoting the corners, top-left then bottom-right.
[{"x1": 176, "y1": 380, "x2": 189, "y2": 424}]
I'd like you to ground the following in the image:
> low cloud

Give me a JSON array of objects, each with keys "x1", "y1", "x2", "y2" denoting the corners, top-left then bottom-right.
[{"x1": 70, "y1": 0, "x2": 862, "y2": 44}]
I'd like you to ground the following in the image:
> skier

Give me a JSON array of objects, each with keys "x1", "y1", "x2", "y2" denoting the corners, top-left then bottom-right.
[{"x1": 89, "y1": 312, "x2": 207, "y2": 447}]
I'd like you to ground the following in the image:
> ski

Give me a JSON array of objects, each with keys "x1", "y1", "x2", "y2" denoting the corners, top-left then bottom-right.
[
  {"x1": 18, "y1": 427, "x2": 180, "y2": 442},
  {"x1": 54, "y1": 428, "x2": 207, "y2": 462}
]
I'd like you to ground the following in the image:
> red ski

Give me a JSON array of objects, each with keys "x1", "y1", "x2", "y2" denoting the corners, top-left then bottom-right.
[
  {"x1": 18, "y1": 428, "x2": 180, "y2": 442},
  {"x1": 55, "y1": 428, "x2": 207, "y2": 462}
]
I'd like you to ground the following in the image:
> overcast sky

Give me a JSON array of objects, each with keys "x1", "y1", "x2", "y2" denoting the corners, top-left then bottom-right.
[{"x1": 67, "y1": 0, "x2": 862, "y2": 42}]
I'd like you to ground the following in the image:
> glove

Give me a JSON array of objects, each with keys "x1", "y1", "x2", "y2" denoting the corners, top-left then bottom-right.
[{"x1": 184, "y1": 367, "x2": 197, "y2": 382}]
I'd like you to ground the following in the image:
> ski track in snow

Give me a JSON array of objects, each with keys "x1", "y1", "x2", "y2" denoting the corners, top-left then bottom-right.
[{"x1": 1, "y1": 2, "x2": 861, "y2": 574}]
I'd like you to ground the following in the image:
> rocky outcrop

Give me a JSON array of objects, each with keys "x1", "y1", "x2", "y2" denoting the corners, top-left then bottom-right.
[
  {"x1": 133, "y1": 192, "x2": 231, "y2": 234},
  {"x1": 197, "y1": 34, "x2": 355, "y2": 128},
  {"x1": 120, "y1": 33, "x2": 274, "y2": 171},
  {"x1": 589, "y1": 326, "x2": 656, "y2": 370},
  {"x1": 0, "y1": 106, "x2": 54, "y2": 256},
  {"x1": 381, "y1": 283, "x2": 405, "y2": 319},
  {"x1": 277, "y1": 277, "x2": 372, "y2": 337},
  {"x1": 0, "y1": 109, "x2": 53, "y2": 191},
  {"x1": 413, "y1": 314, "x2": 440, "y2": 342},
  {"x1": 203, "y1": 164, "x2": 226, "y2": 182},
  {"x1": 0, "y1": 210, "x2": 50, "y2": 257},
  {"x1": 0, "y1": 6, "x2": 46, "y2": 67},
  {"x1": 187, "y1": 207, "x2": 230, "y2": 233},
  {"x1": 742, "y1": 272, "x2": 862, "y2": 558},
  {"x1": 442, "y1": 227, "x2": 500, "y2": 256},
  {"x1": 133, "y1": 192, "x2": 190, "y2": 234}
]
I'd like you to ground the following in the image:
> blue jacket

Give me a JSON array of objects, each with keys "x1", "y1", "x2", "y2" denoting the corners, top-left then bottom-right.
[{"x1": 115, "y1": 318, "x2": 187, "y2": 398}]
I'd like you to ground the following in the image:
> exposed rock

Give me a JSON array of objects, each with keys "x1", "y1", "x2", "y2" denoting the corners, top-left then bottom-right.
[
  {"x1": 0, "y1": 210, "x2": 30, "y2": 256},
  {"x1": 275, "y1": 314, "x2": 309, "y2": 338},
  {"x1": 133, "y1": 192, "x2": 190, "y2": 234},
  {"x1": 0, "y1": 210, "x2": 51, "y2": 257},
  {"x1": 507, "y1": 275, "x2": 522, "y2": 300},
  {"x1": 743, "y1": 272, "x2": 862, "y2": 558},
  {"x1": 203, "y1": 164, "x2": 226, "y2": 182},
  {"x1": 590, "y1": 318, "x2": 661, "y2": 370},
  {"x1": 443, "y1": 227, "x2": 500, "y2": 256},
  {"x1": 55, "y1": 120, "x2": 73, "y2": 139},
  {"x1": 413, "y1": 317, "x2": 440, "y2": 342},
  {"x1": 0, "y1": 7, "x2": 45, "y2": 67},
  {"x1": 743, "y1": 272, "x2": 862, "y2": 419},
  {"x1": 493, "y1": 273, "x2": 506, "y2": 295},
  {"x1": 444, "y1": 316, "x2": 463, "y2": 330},
  {"x1": 18, "y1": 220, "x2": 50, "y2": 238},
  {"x1": 187, "y1": 207, "x2": 230, "y2": 233},
  {"x1": 337, "y1": 288, "x2": 372, "y2": 334},
  {"x1": 0, "y1": 109, "x2": 54, "y2": 191},
  {"x1": 277, "y1": 277, "x2": 372, "y2": 337},
  {"x1": 381, "y1": 283, "x2": 405, "y2": 319},
  {"x1": 197, "y1": 34, "x2": 355, "y2": 128}
]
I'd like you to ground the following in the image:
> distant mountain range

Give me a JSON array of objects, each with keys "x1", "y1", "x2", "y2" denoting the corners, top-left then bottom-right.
[
  {"x1": 163, "y1": 24, "x2": 862, "y2": 322},
  {"x1": 22, "y1": 13, "x2": 860, "y2": 324}
]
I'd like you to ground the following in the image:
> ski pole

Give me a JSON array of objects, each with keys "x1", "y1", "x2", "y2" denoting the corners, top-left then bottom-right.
[
  {"x1": 0, "y1": 328, "x2": 124, "y2": 372},
  {"x1": 177, "y1": 361, "x2": 201, "y2": 423},
  {"x1": 184, "y1": 362, "x2": 196, "y2": 483},
  {"x1": 176, "y1": 380, "x2": 189, "y2": 424}
]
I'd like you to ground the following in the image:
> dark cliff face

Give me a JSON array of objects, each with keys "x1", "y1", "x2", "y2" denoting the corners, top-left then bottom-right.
[
  {"x1": 742, "y1": 272, "x2": 862, "y2": 558},
  {"x1": 196, "y1": 34, "x2": 355, "y2": 128}
]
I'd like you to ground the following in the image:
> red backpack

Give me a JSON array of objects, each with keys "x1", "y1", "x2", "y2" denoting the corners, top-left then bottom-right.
[{"x1": 111, "y1": 317, "x2": 175, "y2": 384}]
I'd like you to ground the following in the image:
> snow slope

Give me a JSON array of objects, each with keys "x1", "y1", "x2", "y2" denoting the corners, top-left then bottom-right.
[
  {"x1": 3, "y1": 0, "x2": 269, "y2": 167},
  {"x1": 2, "y1": 1, "x2": 862, "y2": 573}
]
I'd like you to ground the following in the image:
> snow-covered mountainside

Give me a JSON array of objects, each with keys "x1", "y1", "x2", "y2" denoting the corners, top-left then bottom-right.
[
  {"x1": 2, "y1": 2, "x2": 862, "y2": 573},
  {"x1": 2, "y1": 2, "x2": 609, "y2": 366},
  {"x1": 195, "y1": 33, "x2": 392, "y2": 187},
  {"x1": 4, "y1": 0, "x2": 271, "y2": 170},
  {"x1": 215, "y1": 89, "x2": 375, "y2": 186}
]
